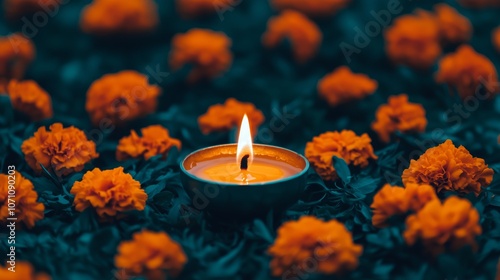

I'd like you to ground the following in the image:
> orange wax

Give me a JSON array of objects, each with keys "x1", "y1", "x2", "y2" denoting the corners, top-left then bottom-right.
[{"x1": 188, "y1": 156, "x2": 302, "y2": 184}]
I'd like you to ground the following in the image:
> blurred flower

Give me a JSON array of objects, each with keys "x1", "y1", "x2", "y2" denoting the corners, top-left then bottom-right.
[
  {"x1": 21, "y1": 123, "x2": 99, "y2": 176},
  {"x1": 4, "y1": 0, "x2": 59, "y2": 21},
  {"x1": 169, "y1": 29, "x2": 232, "y2": 82},
  {"x1": 0, "y1": 173, "x2": 44, "y2": 229},
  {"x1": 385, "y1": 11, "x2": 441, "y2": 69},
  {"x1": 3, "y1": 80, "x2": 52, "y2": 121},
  {"x1": 270, "y1": 0, "x2": 351, "y2": 17},
  {"x1": 115, "y1": 230, "x2": 187, "y2": 279},
  {"x1": 0, "y1": 33, "x2": 35, "y2": 80},
  {"x1": 116, "y1": 125, "x2": 181, "y2": 161},
  {"x1": 317, "y1": 66, "x2": 377, "y2": 107},
  {"x1": 176, "y1": 0, "x2": 237, "y2": 18},
  {"x1": 371, "y1": 183, "x2": 437, "y2": 228},
  {"x1": 198, "y1": 98, "x2": 264, "y2": 135},
  {"x1": 434, "y1": 4, "x2": 472, "y2": 45},
  {"x1": 71, "y1": 167, "x2": 147, "y2": 218},
  {"x1": 492, "y1": 26, "x2": 500, "y2": 53},
  {"x1": 262, "y1": 10, "x2": 322, "y2": 63},
  {"x1": 268, "y1": 216, "x2": 362, "y2": 277},
  {"x1": 305, "y1": 130, "x2": 377, "y2": 181},
  {"x1": 86, "y1": 71, "x2": 160, "y2": 126},
  {"x1": 402, "y1": 139, "x2": 493, "y2": 196},
  {"x1": 0, "y1": 261, "x2": 51, "y2": 280},
  {"x1": 458, "y1": 0, "x2": 500, "y2": 8},
  {"x1": 371, "y1": 94, "x2": 427, "y2": 143},
  {"x1": 80, "y1": 0, "x2": 159, "y2": 35},
  {"x1": 435, "y1": 45, "x2": 499, "y2": 99},
  {"x1": 404, "y1": 196, "x2": 482, "y2": 255}
]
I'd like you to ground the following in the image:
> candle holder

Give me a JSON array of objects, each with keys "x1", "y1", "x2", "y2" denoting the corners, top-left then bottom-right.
[{"x1": 180, "y1": 144, "x2": 309, "y2": 219}]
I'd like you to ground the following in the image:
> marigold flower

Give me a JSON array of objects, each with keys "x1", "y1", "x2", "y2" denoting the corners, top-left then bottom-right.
[
  {"x1": 21, "y1": 123, "x2": 99, "y2": 176},
  {"x1": 116, "y1": 125, "x2": 181, "y2": 161},
  {"x1": 435, "y1": 45, "x2": 499, "y2": 100},
  {"x1": 0, "y1": 173, "x2": 44, "y2": 229},
  {"x1": 434, "y1": 4, "x2": 472, "y2": 45},
  {"x1": 458, "y1": 0, "x2": 500, "y2": 8},
  {"x1": 270, "y1": 0, "x2": 351, "y2": 17},
  {"x1": 4, "y1": 80, "x2": 52, "y2": 121},
  {"x1": 268, "y1": 216, "x2": 362, "y2": 277},
  {"x1": 385, "y1": 12, "x2": 441, "y2": 69},
  {"x1": 305, "y1": 130, "x2": 378, "y2": 181},
  {"x1": 80, "y1": 0, "x2": 159, "y2": 35},
  {"x1": 371, "y1": 94, "x2": 427, "y2": 143},
  {"x1": 404, "y1": 196, "x2": 481, "y2": 255},
  {"x1": 0, "y1": 33, "x2": 35, "y2": 80},
  {"x1": 3, "y1": 0, "x2": 59, "y2": 21},
  {"x1": 71, "y1": 167, "x2": 147, "y2": 218},
  {"x1": 492, "y1": 27, "x2": 500, "y2": 53},
  {"x1": 115, "y1": 230, "x2": 187, "y2": 279},
  {"x1": 0, "y1": 261, "x2": 51, "y2": 280},
  {"x1": 86, "y1": 71, "x2": 160, "y2": 126},
  {"x1": 176, "y1": 0, "x2": 238, "y2": 18},
  {"x1": 198, "y1": 98, "x2": 265, "y2": 135},
  {"x1": 169, "y1": 29, "x2": 232, "y2": 82},
  {"x1": 262, "y1": 10, "x2": 322, "y2": 63},
  {"x1": 402, "y1": 139, "x2": 493, "y2": 196},
  {"x1": 317, "y1": 66, "x2": 377, "y2": 107},
  {"x1": 371, "y1": 183, "x2": 437, "y2": 228}
]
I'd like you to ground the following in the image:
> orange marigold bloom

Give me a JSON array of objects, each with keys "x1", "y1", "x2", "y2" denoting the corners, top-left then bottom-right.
[
  {"x1": 0, "y1": 261, "x2": 51, "y2": 280},
  {"x1": 385, "y1": 12, "x2": 441, "y2": 69},
  {"x1": 493, "y1": 26, "x2": 500, "y2": 53},
  {"x1": 270, "y1": 0, "x2": 351, "y2": 17},
  {"x1": 371, "y1": 94, "x2": 427, "y2": 143},
  {"x1": 404, "y1": 196, "x2": 482, "y2": 255},
  {"x1": 435, "y1": 45, "x2": 499, "y2": 100},
  {"x1": 402, "y1": 139, "x2": 494, "y2": 196},
  {"x1": 176, "y1": 0, "x2": 238, "y2": 18},
  {"x1": 116, "y1": 125, "x2": 181, "y2": 161},
  {"x1": 198, "y1": 98, "x2": 265, "y2": 135},
  {"x1": 0, "y1": 33, "x2": 35, "y2": 80},
  {"x1": 4, "y1": 0, "x2": 60, "y2": 21},
  {"x1": 71, "y1": 167, "x2": 147, "y2": 218},
  {"x1": 371, "y1": 183, "x2": 437, "y2": 228},
  {"x1": 115, "y1": 230, "x2": 187, "y2": 279},
  {"x1": 169, "y1": 29, "x2": 232, "y2": 82},
  {"x1": 86, "y1": 71, "x2": 160, "y2": 126},
  {"x1": 21, "y1": 123, "x2": 99, "y2": 176},
  {"x1": 305, "y1": 130, "x2": 378, "y2": 181},
  {"x1": 317, "y1": 66, "x2": 377, "y2": 107},
  {"x1": 458, "y1": 0, "x2": 500, "y2": 8},
  {"x1": 80, "y1": 0, "x2": 159, "y2": 35},
  {"x1": 0, "y1": 173, "x2": 44, "y2": 229},
  {"x1": 434, "y1": 4, "x2": 472, "y2": 45},
  {"x1": 4, "y1": 80, "x2": 52, "y2": 121},
  {"x1": 262, "y1": 10, "x2": 322, "y2": 63},
  {"x1": 268, "y1": 216, "x2": 362, "y2": 277}
]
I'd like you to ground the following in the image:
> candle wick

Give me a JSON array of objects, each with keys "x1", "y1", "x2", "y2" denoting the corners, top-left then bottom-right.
[{"x1": 240, "y1": 154, "x2": 249, "y2": 170}]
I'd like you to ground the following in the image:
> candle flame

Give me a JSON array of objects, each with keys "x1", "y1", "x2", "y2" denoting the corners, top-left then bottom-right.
[{"x1": 236, "y1": 114, "x2": 253, "y2": 169}]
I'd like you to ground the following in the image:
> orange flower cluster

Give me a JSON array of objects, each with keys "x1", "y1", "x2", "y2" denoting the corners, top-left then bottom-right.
[
  {"x1": 305, "y1": 130, "x2": 378, "y2": 181},
  {"x1": 198, "y1": 98, "x2": 265, "y2": 135},
  {"x1": 402, "y1": 139, "x2": 494, "y2": 196},
  {"x1": 268, "y1": 216, "x2": 362, "y2": 277},
  {"x1": 371, "y1": 94, "x2": 427, "y2": 143},
  {"x1": 494, "y1": 27, "x2": 500, "y2": 53},
  {"x1": 71, "y1": 167, "x2": 147, "y2": 218},
  {"x1": 404, "y1": 196, "x2": 482, "y2": 255},
  {"x1": 80, "y1": 0, "x2": 159, "y2": 35},
  {"x1": 436, "y1": 45, "x2": 499, "y2": 100},
  {"x1": 176, "y1": 0, "x2": 238, "y2": 18},
  {"x1": 0, "y1": 261, "x2": 51, "y2": 280},
  {"x1": 3, "y1": 0, "x2": 59, "y2": 21},
  {"x1": 0, "y1": 33, "x2": 35, "y2": 80},
  {"x1": 116, "y1": 125, "x2": 181, "y2": 161},
  {"x1": 262, "y1": 10, "x2": 322, "y2": 63},
  {"x1": 86, "y1": 71, "x2": 161, "y2": 126},
  {"x1": 371, "y1": 183, "x2": 437, "y2": 228},
  {"x1": 21, "y1": 123, "x2": 99, "y2": 176},
  {"x1": 0, "y1": 173, "x2": 44, "y2": 229},
  {"x1": 270, "y1": 0, "x2": 351, "y2": 17},
  {"x1": 458, "y1": 0, "x2": 500, "y2": 8},
  {"x1": 169, "y1": 29, "x2": 232, "y2": 82},
  {"x1": 115, "y1": 230, "x2": 187, "y2": 279},
  {"x1": 317, "y1": 66, "x2": 377, "y2": 107},
  {"x1": 434, "y1": 4, "x2": 472, "y2": 45},
  {"x1": 4, "y1": 80, "x2": 53, "y2": 121}
]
